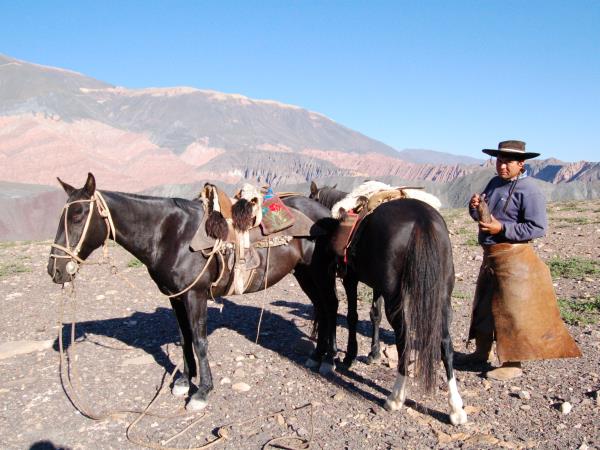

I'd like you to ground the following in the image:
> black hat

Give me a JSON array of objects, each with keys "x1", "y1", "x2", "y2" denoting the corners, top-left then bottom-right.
[{"x1": 482, "y1": 140, "x2": 540, "y2": 159}]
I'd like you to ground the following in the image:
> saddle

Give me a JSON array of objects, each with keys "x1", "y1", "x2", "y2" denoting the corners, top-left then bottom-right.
[
  {"x1": 190, "y1": 189, "x2": 322, "y2": 295},
  {"x1": 331, "y1": 190, "x2": 416, "y2": 274}
]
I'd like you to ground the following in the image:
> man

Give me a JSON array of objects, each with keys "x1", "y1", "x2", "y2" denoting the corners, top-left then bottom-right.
[{"x1": 459, "y1": 140, "x2": 581, "y2": 381}]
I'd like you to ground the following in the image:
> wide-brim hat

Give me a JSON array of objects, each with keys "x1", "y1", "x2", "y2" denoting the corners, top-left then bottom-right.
[{"x1": 482, "y1": 140, "x2": 540, "y2": 159}]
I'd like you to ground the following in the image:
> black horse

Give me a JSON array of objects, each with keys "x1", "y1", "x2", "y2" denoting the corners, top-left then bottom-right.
[
  {"x1": 309, "y1": 182, "x2": 385, "y2": 364},
  {"x1": 309, "y1": 182, "x2": 468, "y2": 425},
  {"x1": 47, "y1": 173, "x2": 339, "y2": 411}
]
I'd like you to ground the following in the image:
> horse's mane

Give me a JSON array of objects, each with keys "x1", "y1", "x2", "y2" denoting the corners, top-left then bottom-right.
[{"x1": 103, "y1": 190, "x2": 203, "y2": 214}]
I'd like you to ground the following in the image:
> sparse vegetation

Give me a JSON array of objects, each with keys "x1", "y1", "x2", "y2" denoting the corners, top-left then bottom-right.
[
  {"x1": 455, "y1": 227, "x2": 472, "y2": 236},
  {"x1": 464, "y1": 237, "x2": 479, "y2": 246},
  {"x1": 127, "y1": 258, "x2": 144, "y2": 268},
  {"x1": 547, "y1": 257, "x2": 600, "y2": 279},
  {"x1": 357, "y1": 282, "x2": 372, "y2": 303},
  {"x1": 558, "y1": 296, "x2": 600, "y2": 325},
  {"x1": 0, "y1": 262, "x2": 31, "y2": 278},
  {"x1": 452, "y1": 290, "x2": 469, "y2": 300},
  {"x1": 441, "y1": 209, "x2": 464, "y2": 222},
  {"x1": 557, "y1": 217, "x2": 590, "y2": 225}
]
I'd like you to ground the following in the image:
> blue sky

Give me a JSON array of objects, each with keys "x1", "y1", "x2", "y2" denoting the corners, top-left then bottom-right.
[{"x1": 1, "y1": 1, "x2": 599, "y2": 162}]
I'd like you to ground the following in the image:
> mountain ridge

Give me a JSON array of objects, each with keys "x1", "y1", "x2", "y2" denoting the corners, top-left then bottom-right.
[{"x1": 1, "y1": 53, "x2": 599, "y2": 241}]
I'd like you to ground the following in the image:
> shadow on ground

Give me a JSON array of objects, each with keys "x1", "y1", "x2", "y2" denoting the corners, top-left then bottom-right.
[{"x1": 52, "y1": 297, "x2": 450, "y2": 424}]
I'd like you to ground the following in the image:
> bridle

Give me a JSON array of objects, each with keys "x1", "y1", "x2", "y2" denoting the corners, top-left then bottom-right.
[{"x1": 49, "y1": 191, "x2": 116, "y2": 278}]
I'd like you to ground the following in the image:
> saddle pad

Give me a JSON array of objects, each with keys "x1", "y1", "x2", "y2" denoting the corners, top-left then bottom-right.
[
  {"x1": 190, "y1": 209, "x2": 217, "y2": 251},
  {"x1": 260, "y1": 196, "x2": 295, "y2": 235},
  {"x1": 331, "y1": 212, "x2": 360, "y2": 259}
]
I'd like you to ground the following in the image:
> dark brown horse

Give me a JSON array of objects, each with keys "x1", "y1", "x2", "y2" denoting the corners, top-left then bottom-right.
[
  {"x1": 47, "y1": 173, "x2": 338, "y2": 411},
  {"x1": 308, "y1": 182, "x2": 468, "y2": 425},
  {"x1": 309, "y1": 182, "x2": 384, "y2": 364}
]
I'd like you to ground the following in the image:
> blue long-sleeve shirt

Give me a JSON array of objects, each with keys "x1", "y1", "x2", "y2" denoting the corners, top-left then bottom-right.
[{"x1": 469, "y1": 173, "x2": 547, "y2": 245}]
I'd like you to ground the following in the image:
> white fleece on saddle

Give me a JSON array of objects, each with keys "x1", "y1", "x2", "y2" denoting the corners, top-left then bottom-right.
[{"x1": 330, "y1": 180, "x2": 442, "y2": 218}]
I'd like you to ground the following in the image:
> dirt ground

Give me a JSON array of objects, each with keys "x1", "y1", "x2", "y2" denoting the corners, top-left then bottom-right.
[{"x1": 1, "y1": 200, "x2": 599, "y2": 450}]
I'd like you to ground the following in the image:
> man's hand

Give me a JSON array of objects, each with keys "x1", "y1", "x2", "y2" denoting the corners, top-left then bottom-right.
[
  {"x1": 469, "y1": 193, "x2": 480, "y2": 209},
  {"x1": 479, "y1": 215, "x2": 503, "y2": 235}
]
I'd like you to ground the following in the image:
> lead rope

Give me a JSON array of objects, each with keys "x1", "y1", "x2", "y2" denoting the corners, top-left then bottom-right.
[
  {"x1": 59, "y1": 282, "x2": 314, "y2": 449},
  {"x1": 255, "y1": 241, "x2": 272, "y2": 344}
]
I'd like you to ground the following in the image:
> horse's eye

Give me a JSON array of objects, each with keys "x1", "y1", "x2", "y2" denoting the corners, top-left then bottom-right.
[{"x1": 71, "y1": 207, "x2": 85, "y2": 223}]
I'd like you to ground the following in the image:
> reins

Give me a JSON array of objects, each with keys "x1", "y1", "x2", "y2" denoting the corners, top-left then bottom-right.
[
  {"x1": 49, "y1": 191, "x2": 226, "y2": 299},
  {"x1": 49, "y1": 191, "x2": 116, "y2": 277}
]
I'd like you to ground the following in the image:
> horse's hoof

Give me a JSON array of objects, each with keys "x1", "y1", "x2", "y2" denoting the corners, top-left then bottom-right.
[
  {"x1": 384, "y1": 398, "x2": 402, "y2": 412},
  {"x1": 366, "y1": 353, "x2": 381, "y2": 365},
  {"x1": 172, "y1": 379, "x2": 190, "y2": 397},
  {"x1": 341, "y1": 356, "x2": 355, "y2": 368},
  {"x1": 305, "y1": 358, "x2": 320, "y2": 369},
  {"x1": 319, "y1": 361, "x2": 335, "y2": 376},
  {"x1": 186, "y1": 397, "x2": 208, "y2": 411},
  {"x1": 449, "y1": 409, "x2": 468, "y2": 426}
]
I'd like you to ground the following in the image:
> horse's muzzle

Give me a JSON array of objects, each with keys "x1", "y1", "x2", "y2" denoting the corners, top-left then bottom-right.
[{"x1": 47, "y1": 257, "x2": 76, "y2": 284}]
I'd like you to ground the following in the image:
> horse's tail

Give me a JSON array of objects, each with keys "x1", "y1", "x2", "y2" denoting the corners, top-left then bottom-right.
[{"x1": 399, "y1": 216, "x2": 449, "y2": 392}]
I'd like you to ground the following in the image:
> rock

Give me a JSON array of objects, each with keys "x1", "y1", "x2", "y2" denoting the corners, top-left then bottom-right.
[
  {"x1": 520, "y1": 405, "x2": 531, "y2": 411},
  {"x1": 275, "y1": 413, "x2": 286, "y2": 427},
  {"x1": 519, "y1": 390, "x2": 531, "y2": 400},
  {"x1": 466, "y1": 434, "x2": 499, "y2": 446},
  {"x1": 0, "y1": 340, "x2": 53, "y2": 360},
  {"x1": 232, "y1": 368, "x2": 245, "y2": 378},
  {"x1": 436, "y1": 431, "x2": 453, "y2": 444},
  {"x1": 560, "y1": 402, "x2": 572, "y2": 414},
  {"x1": 232, "y1": 382, "x2": 251, "y2": 392},
  {"x1": 332, "y1": 391, "x2": 345, "y2": 401},
  {"x1": 220, "y1": 377, "x2": 231, "y2": 385},
  {"x1": 234, "y1": 355, "x2": 245, "y2": 362},
  {"x1": 383, "y1": 345, "x2": 398, "y2": 361},
  {"x1": 464, "y1": 405, "x2": 481, "y2": 414}
]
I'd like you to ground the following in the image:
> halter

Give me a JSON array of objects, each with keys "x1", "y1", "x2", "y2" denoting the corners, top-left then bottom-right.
[{"x1": 50, "y1": 191, "x2": 116, "y2": 277}]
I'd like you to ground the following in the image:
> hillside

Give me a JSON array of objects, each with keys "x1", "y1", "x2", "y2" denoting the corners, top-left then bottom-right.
[{"x1": 1, "y1": 53, "x2": 599, "y2": 241}]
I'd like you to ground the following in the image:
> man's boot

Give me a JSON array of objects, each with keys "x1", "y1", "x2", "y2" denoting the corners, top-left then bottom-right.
[
  {"x1": 486, "y1": 361, "x2": 523, "y2": 381},
  {"x1": 454, "y1": 335, "x2": 493, "y2": 366}
]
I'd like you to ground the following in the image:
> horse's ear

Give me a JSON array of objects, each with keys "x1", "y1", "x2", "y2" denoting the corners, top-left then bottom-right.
[
  {"x1": 83, "y1": 172, "x2": 96, "y2": 197},
  {"x1": 310, "y1": 181, "x2": 318, "y2": 196},
  {"x1": 332, "y1": 184, "x2": 337, "y2": 189},
  {"x1": 57, "y1": 177, "x2": 75, "y2": 196}
]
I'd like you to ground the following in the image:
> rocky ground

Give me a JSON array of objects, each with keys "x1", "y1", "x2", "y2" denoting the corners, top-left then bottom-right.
[{"x1": 0, "y1": 200, "x2": 599, "y2": 450}]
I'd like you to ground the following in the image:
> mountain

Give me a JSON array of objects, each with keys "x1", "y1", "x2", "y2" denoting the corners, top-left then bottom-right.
[
  {"x1": 396, "y1": 149, "x2": 484, "y2": 165},
  {"x1": 1, "y1": 53, "x2": 599, "y2": 241}
]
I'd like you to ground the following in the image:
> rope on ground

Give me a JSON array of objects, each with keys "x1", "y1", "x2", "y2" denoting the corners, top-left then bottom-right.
[{"x1": 255, "y1": 241, "x2": 272, "y2": 344}]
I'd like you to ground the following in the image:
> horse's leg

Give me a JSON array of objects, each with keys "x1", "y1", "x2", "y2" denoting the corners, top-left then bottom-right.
[
  {"x1": 319, "y1": 269, "x2": 339, "y2": 376},
  {"x1": 384, "y1": 320, "x2": 408, "y2": 411},
  {"x1": 366, "y1": 290, "x2": 383, "y2": 364},
  {"x1": 184, "y1": 293, "x2": 214, "y2": 411},
  {"x1": 293, "y1": 267, "x2": 329, "y2": 370},
  {"x1": 341, "y1": 275, "x2": 358, "y2": 367},
  {"x1": 169, "y1": 298, "x2": 195, "y2": 397},
  {"x1": 441, "y1": 304, "x2": 468, "y2": 425}
]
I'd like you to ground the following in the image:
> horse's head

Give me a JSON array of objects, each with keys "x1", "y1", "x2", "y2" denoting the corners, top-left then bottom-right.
[
  {"x1": 47, "y1": 173, "x2": 110, "y2": 284},
  {"x1": 309, "y1": 181, "x2": 337, "y2": 201}
]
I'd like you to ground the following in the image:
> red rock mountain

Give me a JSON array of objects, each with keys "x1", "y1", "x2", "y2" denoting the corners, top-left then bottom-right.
[{"x1": 1, "y1": 54, "x2": 598, "y2": 241}]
